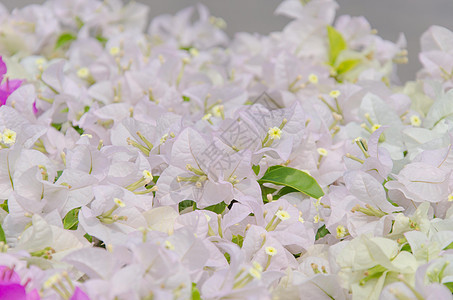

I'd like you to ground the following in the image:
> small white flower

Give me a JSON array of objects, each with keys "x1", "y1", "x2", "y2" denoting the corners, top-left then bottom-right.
[
  {"x1": 336, "y1": 225, "x2": 347, "y2": 239},
  {"x1": 77, "y1": 67, "x2": 90, "y2": 79},
  {"x1": 410, "y1": 115, "x2": 421, "y2": 127},
  {"x1": 308, "y1": 73, "x2": 318, "y2": 84},
  {"x1": 2, "y1": 129, "x2": 16, "y2": 145},
  {"x1": 317, "y1": 147, "x2": 328, "y2": 156},
  {"x1": 164, "y1": 240, "x2": 175, "y2": 250},
  {"x1": 265, "y1": 246, "x2": 277, "y2": 256},
  {"x1": 211, "y1": 105, "x2": 224, "y2": 117},
  {"x1": 371, "y1": 124, "x2": 381, "y2": 132},
  {"x1": 268, "y1": 127, "x2": 282, "y2": 140},
  {"x1": 142, "y1": 170, "x2": 153, "y2": 181},
  {"x1": 109, "y1": 46, "x2": 120, "y2": 56},
  {"x1": 114, "y1": 198, "x2": 125, "y2": 208},
  {"x1": 329, "y1": 90, "x2": 341, "y2": 98},
  {"x1": 275, "y1": 210, "x2": 290, "y2": 221}
]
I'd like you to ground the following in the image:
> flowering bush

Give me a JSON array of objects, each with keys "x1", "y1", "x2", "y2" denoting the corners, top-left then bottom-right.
[{"x1": 0, "y1": 0, "x2": 452, "y2": 299}]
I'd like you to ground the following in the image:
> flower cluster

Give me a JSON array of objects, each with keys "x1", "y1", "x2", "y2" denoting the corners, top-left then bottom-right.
[{"x1": 0, "y1": 0, "x2": 452, "y2": 299}]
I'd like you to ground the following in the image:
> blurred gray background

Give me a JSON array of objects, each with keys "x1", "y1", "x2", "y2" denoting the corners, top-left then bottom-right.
[{"x1": 2, "y1": 0, "x2": 453, "y2": 81}]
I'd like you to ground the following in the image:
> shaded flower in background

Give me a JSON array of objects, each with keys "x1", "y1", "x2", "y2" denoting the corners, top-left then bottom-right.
[
  {"x1": 0, "y1": 266, "x2": 40, "y2": 300},
  {"x1": 0, "y1": 57, "x2": 22, "y2": 107}
]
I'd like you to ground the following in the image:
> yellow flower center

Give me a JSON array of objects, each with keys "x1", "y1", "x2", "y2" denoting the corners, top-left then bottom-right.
[
  {"x1": 410, "y1": 115, "x2": 421, "y2": 127},
  {"x1": 265, "y1": 246, "x2": 277, "y2": 256},
  {"x1": 329, "y1": 90, "x2": 341, "y2": 98},
  {"x1": 275, "y1": 210, "x2": 290, "y2": 221},
  {"x1": 77, "y1": 67, "x2": 90, "y2": 79},
  {"x1": 2, "y1": 129, "x2": 16, "y2": 145},
  {"x1": 308, "y1": 73, "x2": 318, "y2": 84},
  {"x1": 268, "y1": 127, "x2": 282, "y2": 140}
]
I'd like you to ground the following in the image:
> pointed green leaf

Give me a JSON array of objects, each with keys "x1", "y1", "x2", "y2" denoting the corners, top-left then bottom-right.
[
  {"x1": 51, "y1": 123, "x2": 63, "y2": 131},
  {"x1": 0, "y1": 200, "x2": 8, "y2": 213},
  {"x1": 315, "y1": 225, "x2": 329, "y2": 240},
  {"x1": 191, "y1": 283, "x2": 201, "y2": 300},
  {"x1": 327, "y1": 26, "x2": 347, "y2": 65},
  {"x1": 252, "y1": 164, "x2": 260, "y2": 176},
  {"x1": 84, "y1": 233, "x2": 92, "y2": 243},
  {"x1": 55, "y1": 32, "x2": 77, "y2": 50},
  {"x1": 0, "y1": 223, "x2": 6, "y2": 243},
  {"x1": 232, "y1": 235, "x2": 244, "y2": 248},
  {"x1": 96, "y1": 35, "x2": 108, "y2": 46},
  {"x1": 179, "y1": 200, "x2": 196, "y2": 213},
  {"x1": 336, "y1": 58, "x2": 361, "y2": 75},
  {"x1": 274, "y1": 186, "x2": 298, "y2": 200},
  {"x1": 63, "y1": 207, "x2": 80, "y2": 230},
  {"x1": 445, "y1": 282, "x2": 453, "y2": 293},
  {"x1": 205, "y1": 201, "x2": 227, "y2": 214},
  {"x1": 224, "y1": 252, "x2": 231, "y2": 264},
  {"x1": 258, "y1": 166, "x2": 324, "y2": 199}
]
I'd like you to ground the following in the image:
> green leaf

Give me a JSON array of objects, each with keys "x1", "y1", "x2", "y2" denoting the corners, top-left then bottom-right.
[
  {"x1": 51, "y1": 123, "x2": 62, "y2": 131},
  {"x1": 182, "y1": 95, "x2": 191, "y2": 102},
  {"x1": 84, "y1": 233, "x2": 92, "y2": 243},
  {"x1": 315, "y1": 225, "x2": 329, "y2": 240},
  {"x1": 274, "y1": 186, "x2": 298, "y2": 200},
  {"x1": 335, "y1": 59, "x2": 361, "y2": 75},
  {"x1": 224, "y1": 252, "x2": 231, "y2": 264},
  {"x1": 55, "y1": 170, "x2": 63, "y2": 183},
  {"x1": 205, "y1": 202, "x2": 227, "y2": 214},
  {"x1": 179, "y1": 200, "x2": 196, "y2": 213},
  {"x1": 96, "y1": 35, "x2": 108, "y2": 46},
  {"x1": 180, "y1": 46, "x2": 192, "y2": 52},
  {"x1": 55, "y1": 32, "x2": 77, "y2": 50},
  {"x1": 63, "y1": 207, "x2": 80, "y2": 230},
  {"x1": 191, "y1": 283, "x2": 201, "y2": 300},
  {"x1": 232, "y1": 235, "x2": 244, "y2": 248},
  {"x1": 444, "y1": 242, "x2": 453, "y2": 250},
  {"x1": 258, "y1": 166, "x2": 324, "y2": 199},
  {"x1": 60, "y1": 107, "x2": 69, "y2": 113},
  {"x1": 0, "y1": 223, "x2": 6, "y2": 243},
  {"x1": 444, "y1": 282, "x2": 453, "y2": 293},
  {"x1": 0, "y1": 200, "x2": 8, "y2": 213},
  {"x1": 401, "y1": 243, "x2": 412, "y2": 252},
  {"x1": 252, "y1": 165, "x2": 260, "y2": 176},
  {"x1": 261, "y1": 185, "x2": 277, "y2": 203},
  {"x1": 75, "y1": 16, "x2": 84, "y2": 29},
  {"x1": 73, "y1": 125, "x2": 84, "y2": 135},
  {"x1": 327, "y1": 26, "x2": 347, "y2": 65}
]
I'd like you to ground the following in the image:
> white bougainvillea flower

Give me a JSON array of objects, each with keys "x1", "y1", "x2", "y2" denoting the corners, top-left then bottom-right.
[{"x1": 385, "y1": 162, "x2": 450, "y2": 204}]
